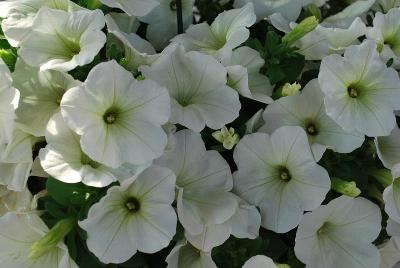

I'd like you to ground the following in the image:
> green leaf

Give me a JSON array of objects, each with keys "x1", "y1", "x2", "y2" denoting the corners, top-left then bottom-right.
[
  {"x1": 46, "y1": 177, "x2": 92, "y2": 207},
  {"x1": 44, "y1": 200, "x2": 69, "y2": 219}
]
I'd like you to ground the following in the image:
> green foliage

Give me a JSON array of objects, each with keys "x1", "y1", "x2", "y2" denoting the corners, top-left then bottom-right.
[
  {"x1": 248, "y1": 29, "x2": 306, "y2": 85},
  {"x1": 0, "y1": 21, "x2": 17, "y2": 71},
  {"x1": 212, "y1": 230, "x2": 295, "y2": 268}
]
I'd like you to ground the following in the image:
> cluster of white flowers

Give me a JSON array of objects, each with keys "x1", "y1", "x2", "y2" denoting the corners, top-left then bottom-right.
[{"x1": 0, "y1": 0, "x2": 400, "y2": 267}]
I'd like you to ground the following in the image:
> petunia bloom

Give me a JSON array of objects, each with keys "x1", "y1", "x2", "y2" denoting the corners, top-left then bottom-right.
[
  {"x1": 261, "y1": 79, "x2": 364, "y2": 161},
  {"x1": 140, "y1": 45, "x2": 240, "y2": 132},
  {"x1": 295, "y1": 196, "x2": 381, "y2": 268},
  {"x1": 0, "y1": 0, "x2": 83, "y2": 47},
  {"x1": 155, "y1": 129, "x2": 237, "y2": 236},
  {"x1": 13, "y1": 59, "x2": 81, "y2": 137},
  {"x1": 171, "y1": 3, "x2": 256, "y2": 63},
  {"x1": 18, "y1": 8, "x2": 106, "y2": 72},
  {"x1": 367, "y1": 7, "x2": 400, "y2": 69},
  {"x1": 39, "y1": 113, "x2": 143, "y2": 187},
  {"x1": 61, "y1": 60, "x2": 170, "y2": 168},
  {"x1": 318, "y1": 40, "x2": 400, "y2": 137},
  {"x1": 79, "y1": 165, "x2": 177, "y2": 264},
  {"x1": 233, "y1": 126, "x2": 331, "y2": 233}
]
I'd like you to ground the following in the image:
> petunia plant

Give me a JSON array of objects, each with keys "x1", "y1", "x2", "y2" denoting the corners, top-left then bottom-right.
[{"x1": 0, "y1": 0, "x2": 399, "y2": 267}]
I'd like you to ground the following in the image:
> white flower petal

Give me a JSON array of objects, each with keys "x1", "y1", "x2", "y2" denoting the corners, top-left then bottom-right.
[
  {"x1": 166, "y1": 240, "x2": 216, "y2": 268},
  {"x1": 375, "y1": 126, "x2": 400, "y2": 169},
  {"x1": 242, "y1": 255, "x2": 277, "y2": 268},
  {"x1": 185, "y1": 223, "x2": 231, "y2": 252}
]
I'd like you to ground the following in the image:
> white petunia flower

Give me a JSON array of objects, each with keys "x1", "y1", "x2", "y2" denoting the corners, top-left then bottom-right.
[
  {"x1": 18, "y1": 8, "x2": 106, "y2": 72},
  {"x1": 0, "y1": 58, "x2": 19, "y2": 144},
  {"x1": 13, "y1": 59, "x2": 81, "y2": 137},
  {"x1": 375, "y1": 126, "x2": 400, "y2": 169},
  {"x1": 323, "y1": 0, "x2": 375, "y2": 28},
  {"x1": 0, "y1": 212, "x2": 78, "y2": 268},
  {"x1": 155, "y1": 129, "x2": 237, "y2": 236},
  {"x1": 61, "y1": 60, "x2": 170, "y2": 168},
  {"x1": 318, "y1": 40, "x2": 400, "y2": 137},
  {"x1": 234, "y1": 0, "x2": 311, "y2": 22},
  {"x1": 100, "y1": 0, "x2": 159, "y2": 17},
  {"x1": 295, "y1": 196, "x2": 381, "y2": 268},
  {"x1": 171, "y1": 3, "x2": 256, "y2": 63},
  {"x1": 233, "y1": 126, "x2": 331, "y2": 233},
  {"x1": 39, "y1": 113, "x2": 143, "y2": 187},
  {"x1": 269, "y1": 13, "x2": 366, "y2": 61},
  {"x1": 0, "y1": 0, "x2": 83, "y2": 47},
  {"x1": 140, "y1": 0, "x2": 195, "y2": 50},
  {"x1": 79, "y1": 165, "x2": 177, "y2": 264},
  {"x1": 242, "y1": 255, "x2": 277, "y2": 268},
  {"x1": 140, "y1": 45, "x2": 240, "y2": 131},
  {"x1": 367, "y1": 8, "x2": 400, "y2": 69},
  {"x1": 0, "y1": 128, "x2": 37, "y2": 192},
  {"x1": 383, "y1": 164, "x2": 400, "y2": 224},
  {"x1": 166, "y1": 240, "x2": 217, "y2": 268},
  {"x1": 226, "y1": 46, "x2": 273, "y2": 104},
  {"x1": 379, "y1": 237, "x2": 400, "y2": 268},
  {"x1": 105, "y1": 13, "x2": 158, "y2": 72},
  {"x1": 261, "y1": 79, "x2": 364, "y2": 161},
  {"x1": 373, "y1": 0, "x2": 400, "y2": 12},
  {"x1": 0, "y1": 186, "x2": 32, "y2": 216}
]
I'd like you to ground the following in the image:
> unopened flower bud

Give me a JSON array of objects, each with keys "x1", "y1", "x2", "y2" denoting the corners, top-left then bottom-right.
[
  {"x1": 282, "y1": 82, "x2": 301, "y2": 96},
  {"x1": 331, "y1": 177, "x2": 361, "y2": 197},
  {"x1": 212, "y1": 126, "x2": 240, "y2": 150},
  {"x1": 282, "y1": 16, "x2": 319, "y2": 46},
  {"x1": 0, "y1": 49, "x2": 16, "y2": 70},
  {"x1": 29, "y1": 217, "x2": 75, "y2": 259}
]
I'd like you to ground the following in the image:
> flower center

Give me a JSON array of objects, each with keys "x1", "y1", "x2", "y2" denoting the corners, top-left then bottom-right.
[
  {"x1": 317, "y1": 223, "x2": 329, "y2": 235},
  {"x1": 347, "y1": 87, "x2": 359, "y2": 98},
  {"x1": 306, "y1": 122, "x2": 318, "y2": 136},
  {"x1": 279, "y1": 167, "x2": 291, "y2": 182},
  {"x1": 170, "y1": 0, "x2": 177, "y2": 11},
  {"x1": 125, "y1": 197, "x2": 140, "y2": 213},
  {"x1": 103, "y1": 108, "x2": 120, "y2": 124}
]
